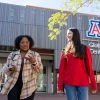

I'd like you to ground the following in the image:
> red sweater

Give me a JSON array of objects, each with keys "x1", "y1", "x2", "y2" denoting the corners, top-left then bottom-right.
[{"x1": 58, "y1": 46, "x2": 97, "y2": 91}]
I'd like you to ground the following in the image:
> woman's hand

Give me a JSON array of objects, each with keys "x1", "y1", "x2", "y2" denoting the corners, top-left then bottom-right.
[
  {"x1": 92, "y1": 90, "x2": 97, "y2": 93},
  {"x1": 25, "y1": 54, "x2": 36, "y2": 63},
  {"x1": 8, "y1": 65, "x2": 16, "y2": 71},
  {"x1": 58, "y1": 90, "x2": 65, "y2": 94}
]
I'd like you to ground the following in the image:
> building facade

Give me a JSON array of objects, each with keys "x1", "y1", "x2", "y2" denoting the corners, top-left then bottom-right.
[{"x1": 0, "y1": 2, "x2": 100, "y2": 93}]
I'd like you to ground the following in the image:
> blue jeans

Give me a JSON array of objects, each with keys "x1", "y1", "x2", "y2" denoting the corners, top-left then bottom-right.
[{"x1": 64, "y1": 85, "x2": 89, "y2": 100}]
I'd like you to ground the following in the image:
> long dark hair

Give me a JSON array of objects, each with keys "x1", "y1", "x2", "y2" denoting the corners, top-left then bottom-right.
[{"x1": 69, "y1": 28, "x2": 86, "y2": 59}]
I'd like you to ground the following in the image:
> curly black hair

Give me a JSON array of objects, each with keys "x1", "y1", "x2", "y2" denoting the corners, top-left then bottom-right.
[{"x1": 14, "y1": 35, "x2": 34, "y2": 50}]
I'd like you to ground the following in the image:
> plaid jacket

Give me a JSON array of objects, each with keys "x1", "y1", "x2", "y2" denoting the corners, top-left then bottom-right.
[{"x1": 1, "y1": 50, "x2": 43, "y2": 99}]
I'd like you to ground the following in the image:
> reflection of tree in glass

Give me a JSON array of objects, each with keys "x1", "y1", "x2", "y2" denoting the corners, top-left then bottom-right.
[{"x1": 37, "y1": 72, "x2": 43, "y2": 87}]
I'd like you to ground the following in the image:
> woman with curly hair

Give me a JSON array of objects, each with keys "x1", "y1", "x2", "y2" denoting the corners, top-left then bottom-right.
[{"x1": 1, "y1": 35, "x2": 43, "y2": 100}]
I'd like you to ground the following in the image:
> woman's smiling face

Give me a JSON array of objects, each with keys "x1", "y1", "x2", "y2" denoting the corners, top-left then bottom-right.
[
  {"x1": 19, "y1": 37, "x2": 30, "y2": 52},
  {"x1": 66, "y1": 30, "x2": 73, "y2": 42}
]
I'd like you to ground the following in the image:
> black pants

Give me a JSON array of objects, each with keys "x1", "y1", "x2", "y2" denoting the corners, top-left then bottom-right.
[
  {"x1": 8, "y1": 71, "x2": 35, "y2": 100},
  {"x1": 8, "y1": 88, "x2": 35, "y2": 100}
]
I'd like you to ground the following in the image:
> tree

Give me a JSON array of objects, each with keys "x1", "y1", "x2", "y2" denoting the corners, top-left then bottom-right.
[{"x1": 48, "y1": 0, "x2": 99, "y2": 40}]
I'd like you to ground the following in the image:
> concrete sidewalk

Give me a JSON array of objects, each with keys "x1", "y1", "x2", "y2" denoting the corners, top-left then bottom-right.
[{"x1": 0, "y1": 93, "x2": 100, "y2": 100}]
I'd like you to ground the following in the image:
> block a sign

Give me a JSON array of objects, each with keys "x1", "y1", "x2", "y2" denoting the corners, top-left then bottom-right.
[
  {"x1": 86, "y1": 19, "x2": 100, "y2": 38},
  {"x1": 85, "y1": 19, "x2": 100, "y2": 55}
]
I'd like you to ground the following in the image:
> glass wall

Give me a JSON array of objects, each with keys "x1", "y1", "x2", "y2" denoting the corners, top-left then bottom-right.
[
  {"x1": 97, "y1": 71, "x2": 100, "y2": 83},
  {"x1": 37, "y1": 65, "x2": 47, "y2": 92},
  {"x1": 0, "y1": 63, "x2": 5, "y2": 91}
]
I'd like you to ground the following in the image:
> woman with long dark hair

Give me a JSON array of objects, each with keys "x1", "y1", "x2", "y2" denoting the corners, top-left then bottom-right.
[{"x1": 58, "y1": 28, "x2": 97, "y2": 100}]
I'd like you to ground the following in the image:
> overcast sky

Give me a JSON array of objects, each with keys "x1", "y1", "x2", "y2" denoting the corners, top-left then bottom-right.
[{"x1": 0, "y1": 0, "x2": 100, "y2": 16}]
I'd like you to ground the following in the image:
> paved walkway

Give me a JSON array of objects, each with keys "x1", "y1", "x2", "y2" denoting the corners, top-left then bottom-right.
[{"x1": 0, "y1": 93, "x2": 100, "y2": 100}]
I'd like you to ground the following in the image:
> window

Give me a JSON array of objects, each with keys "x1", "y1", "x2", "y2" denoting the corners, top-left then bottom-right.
[
  {"x1": 37, "y1": 66, "x2": 47, "y2": 92},
  {"x1": 20, "y1": 24, "x2": 24, "y2": 34},
  {"x1": 20, "y1": 9, "x2": 25, "y2": 23},
  {"x1": 9, "y1": 8, "x2": 14, "y2": 21},
  {"x1": 78, "y1": 14, "x2": 81, "y2": 19},
  {"x1": 97, "y1": 71, "x2": 100, "y2": 83}
]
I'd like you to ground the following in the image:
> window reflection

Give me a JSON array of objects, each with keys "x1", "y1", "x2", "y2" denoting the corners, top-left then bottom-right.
[
  {"x1": 37, "y1": 66, "x2": 46, "y2": 92},
  {"x1": 97, "y1": 71, "x2": 100, "y2": 83}
]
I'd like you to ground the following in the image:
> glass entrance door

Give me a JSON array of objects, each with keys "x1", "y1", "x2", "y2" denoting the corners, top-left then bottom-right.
[{"x1": 37, "y1": 65, "x2": 47, "y2": 92}]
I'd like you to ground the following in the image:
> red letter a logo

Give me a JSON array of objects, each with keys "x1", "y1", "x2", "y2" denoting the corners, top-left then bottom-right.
[{"x1": 92, "y1": 23, "x2": 100, "y2": 34}]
